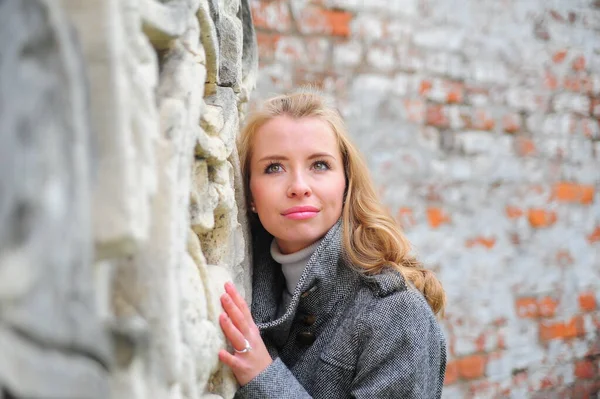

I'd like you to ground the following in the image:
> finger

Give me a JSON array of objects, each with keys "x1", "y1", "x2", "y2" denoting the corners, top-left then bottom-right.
[
  {"x1": 225, "y1": 282, "x2": 253, "y2": 321},
  {"x1": 219, "y1": 313, "x2": 248, "y2": 352},
  {"x1": 219, "y1": 349, "x2": 242, "y2": 370},
  {"x1": 221, "y1": 293, "x2": 250, "y2": 335}
]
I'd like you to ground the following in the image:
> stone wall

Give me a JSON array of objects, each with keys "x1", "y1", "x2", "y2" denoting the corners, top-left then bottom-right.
[
  {"x1": 0, "y1": 0, "x2": 256, "y2": 398},
  {"x1": 250, "y1": 0, "x2": 600, "y2": 397}
]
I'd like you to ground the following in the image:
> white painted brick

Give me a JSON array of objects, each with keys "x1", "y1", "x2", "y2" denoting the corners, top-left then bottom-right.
[
  {"x1": 553, "y1": 92, "x2": 591, "y2": 115},
  {"x1": 413, "y1": 27, "x2": 466, "y2": 51},
  {"x1": 366, "y1": 44, "x2": 396, "y2": 71},
  {"x1": 333, "y1": 40, "x2": 363, "y2": 67}
]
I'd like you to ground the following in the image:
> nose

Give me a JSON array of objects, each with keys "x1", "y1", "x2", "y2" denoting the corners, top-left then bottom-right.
[{"x1": 287, "y1": 172, "x2": 312, "y2": 198}]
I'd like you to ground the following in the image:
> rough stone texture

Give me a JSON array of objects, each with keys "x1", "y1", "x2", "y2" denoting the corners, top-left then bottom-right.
[
  {"x1": 251, "y1": 0, "x2": 600, "y2": 397},
  {"x1": 0, "y1": 0, "x2": 257, "y2": 398}
]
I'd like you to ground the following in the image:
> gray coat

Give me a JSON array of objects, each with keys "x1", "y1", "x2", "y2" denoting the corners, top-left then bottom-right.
[{"x1": 235, "y1": 221, "x2": 446, "y2": 398}]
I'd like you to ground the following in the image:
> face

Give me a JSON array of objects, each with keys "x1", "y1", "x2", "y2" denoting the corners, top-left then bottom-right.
[{"x1": 249, "y1": 115, "x2": 346, "y2": 254}]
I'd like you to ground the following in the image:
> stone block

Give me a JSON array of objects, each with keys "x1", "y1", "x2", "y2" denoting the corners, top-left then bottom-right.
[
  {"x1": 204, "y1": 86, "x2": 240, "y2": 157},
  {"x1": 197, "y1": 0, "x2": 220, "y2": 86},
  {"x1": 0, "y1": 328, "x2": 109, "y2": 399},
  {"x1": 0, "y1": 0, "x2": 110, "y2": 358},
  {"x1": 191, "y1": 158, "x2": 219, "y2": 233},
  {"x1": 64, "y1": 0, "x2": 160, "y2": 260},
  {"x1": 217, "y1": 12, "x2": 244, "y2": 88},
  {"x1": 141, "y1": 0, "x2": 191, "y2": 49},
  {"x1": 333, "y1": 39, "x2": 363, "y2": 68},
  {"x1": 553, "y1": 92, "x2": 591, "y2": 115}
]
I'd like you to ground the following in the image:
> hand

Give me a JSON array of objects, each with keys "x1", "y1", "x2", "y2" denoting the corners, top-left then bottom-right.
[{"x1": 218, "y1": 281, "x2": 273, "y2": 386}]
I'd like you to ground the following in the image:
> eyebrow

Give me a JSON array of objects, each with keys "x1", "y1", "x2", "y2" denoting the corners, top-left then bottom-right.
[{"x1": 257, "y1": 152, "x2": 336, "y2": 163}]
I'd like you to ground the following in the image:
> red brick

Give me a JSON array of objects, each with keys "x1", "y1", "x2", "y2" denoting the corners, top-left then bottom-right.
[
  {"x1": 539, "y1": 316, "x2": 585, "y2": 342},
  {"x1": 528, "y1": 209, "x2": 557, "y2": 228},
  {"x1": 545, "y1": 70, "x2": 559, "y2": 90},
  {"x1": 574, "y1": 359, "x2": 597, "y2": 379},
  {"x1": 402, "y1": 99, "x2": 426, "y2": 124},
  {"x1": 553, "y1": 182, "x2": 595, "y2": 205},
  {"x1": 591, "y1": 98, "x2": 600, "y2": 117},
  {"x1": 444, "y1": 360, "x2": 459, "y2": 385},
  {"x1": 579, "y1": 292, "x2": 597, "y2": 312},
  {"x1": 516, "y1": 297, "x2": 539, "y2": 318},
  {"x1": 296, "y1": 6, "x2": 353, "y2": 37},
  {"x1": 588, "y1": 226, "x2": 600, "y2": 244},
  {"x1": 470, "y1": 109, "x2": 495, "y2": 131},
  {"x1": 251, "y1": 1, "x2": 292, "y2": 32},
  {"x1": 426, "y1": 207, "x2": 451, "y2": 228},
  {"x1": 506, "y1": 206, "x2": 524, "y2": 219},
  {"x1": 502, "y1": 113, "x2": 522, "y2": 133},
  {"x1": 419, "y1": 80, "x2": 432, "y2": 95},
  {"x1": 465, "y1": 236, "x2": 496, "y2": 249},
  {"x1": 447, "y1": 90, "x2": 463, "y2": 104},
  {"x1": 563, "y1": 75, "x2": 593, "y2": 94},
  {"x1": 572, "y1": 55, "x2": 586, "y2": 71},
  {"x1": 426, "y1": 104, "x2": 449, "y2": 128},
  {"x1": 553, "y1": 49, "x2": 568, "y2": 63},
  {"x1": 457, "y1": 355, "x2": 487, "y2": 380},
  {"x1": 255, "y1": 32, "x2": 281, "y2": 60},
  {"x1": 538, "y1": 296, "x2": 559, "y2": 317},
  {"x1": 515, "y1": 137, "x2": 536, "y2": 156}
]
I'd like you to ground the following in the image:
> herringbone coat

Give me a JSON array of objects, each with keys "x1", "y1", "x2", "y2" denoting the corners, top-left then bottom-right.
[{"x1": 235, "y1": 221, "x2": 446, "y2": 398}]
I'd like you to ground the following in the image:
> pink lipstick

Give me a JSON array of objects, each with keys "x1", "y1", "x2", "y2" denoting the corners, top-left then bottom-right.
[{"x1": 281, "y1": 206, "x2": 320, "y2": 220}]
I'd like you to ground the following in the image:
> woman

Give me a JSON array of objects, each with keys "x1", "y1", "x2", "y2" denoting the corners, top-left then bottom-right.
[{"x1": 218, "y1": 89, "x2": 447, "y2": 398}]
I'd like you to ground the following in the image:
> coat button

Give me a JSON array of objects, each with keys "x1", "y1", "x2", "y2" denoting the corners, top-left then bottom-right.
[
  {"x1": 297, "y1": 331, "x2": 316, "y2": 345},
  {"x1": 302, "y1": 314, "x2": 317, "y2": 326}
]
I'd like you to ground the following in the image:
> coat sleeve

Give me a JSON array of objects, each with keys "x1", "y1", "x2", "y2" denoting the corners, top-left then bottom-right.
[
  {"x1": 233, "y1": 357, "x2": 312, "y2": 399},
  {"x1": 235, "y1": 289, "x2": 446, "y2": 399},
  {"x1": 350, "y1": 289, "x2": 447, "y2": 399}
]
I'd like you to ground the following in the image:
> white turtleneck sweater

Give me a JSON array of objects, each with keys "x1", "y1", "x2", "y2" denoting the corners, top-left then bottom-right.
[{"x1": 270, "y1": 239, "x2": 321, "y2": 314}]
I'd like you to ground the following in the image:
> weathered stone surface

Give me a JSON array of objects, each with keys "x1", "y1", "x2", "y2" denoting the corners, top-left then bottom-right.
[
  {"x1": 0, "y1": 328, "x2": 108, "y2": 399},
  {"x1": 204, "y1": 86, "x2": 240, "y2": 156},
  {"x1": 191, "y1": 160, "x2": 219, "y2": 233},
  {"x1": 112, "y1": 141, "x2": 183, "y2": 397},
  {"x1": 1, "y1": 0, "x2": 257, "y2": 397},
  {"x1": 142, "y1": 0, "x2": 195, "y2": 49},
  {"x1": 240, "y1": 0, "x2": 258, "y2": 90},
  {"x1": 197, "y1": 0, "x2": 220, "y2": 86},
  {"x1": 0, "y1": 0, "x2": 109, "y2": 395},
  {"x1": 64, "y1": 0, "x2": 160, "y2": 261},
  {"x1": 216, "y1": 12, "x2": 243, "y2": 88}
]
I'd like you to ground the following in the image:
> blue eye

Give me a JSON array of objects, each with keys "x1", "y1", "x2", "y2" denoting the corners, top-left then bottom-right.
[
  {"x1": 313, "y1": 160, "x2": 331, "y2": 171},
  {"x1": 265, "y1": 163, "x2": 283, "y2": 174}
]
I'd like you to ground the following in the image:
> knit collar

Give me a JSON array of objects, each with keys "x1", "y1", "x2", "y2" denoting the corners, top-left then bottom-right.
[{"x1": 270, "y1": 238, "x2": 322, "y2": 295}]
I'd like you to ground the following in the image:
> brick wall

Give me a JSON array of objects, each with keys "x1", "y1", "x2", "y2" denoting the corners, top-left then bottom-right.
[{"x1": 250, "y1": 0, "x2": 600, "y2": 397}]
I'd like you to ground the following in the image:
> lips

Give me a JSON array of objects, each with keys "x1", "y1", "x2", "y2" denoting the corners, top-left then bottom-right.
[{"x1": 281, "y1": 206, "x2": 320, "y2": 216}]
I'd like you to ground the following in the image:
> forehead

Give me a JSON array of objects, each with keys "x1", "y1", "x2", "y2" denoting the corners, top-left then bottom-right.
[{"x1": 252, "y1": 115, "x2": 339, "y2": 155}]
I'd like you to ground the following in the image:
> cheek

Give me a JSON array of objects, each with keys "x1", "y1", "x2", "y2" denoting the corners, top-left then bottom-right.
[
  {"x1": 249, "y1": 177, "x2": 270, "y2": 207},
  {"x1": 327, "y1": 175, "x2": 347, "y2": 208}
]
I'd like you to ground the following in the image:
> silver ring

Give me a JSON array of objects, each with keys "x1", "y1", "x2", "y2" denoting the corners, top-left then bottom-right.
[{"x1": 234, "y1": 339, "x2": 252, "y2": 354}]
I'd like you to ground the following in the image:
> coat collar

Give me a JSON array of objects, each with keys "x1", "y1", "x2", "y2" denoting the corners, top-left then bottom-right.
[{"x1": 251, "y1": 220, "x2": 359, "y2": 336}]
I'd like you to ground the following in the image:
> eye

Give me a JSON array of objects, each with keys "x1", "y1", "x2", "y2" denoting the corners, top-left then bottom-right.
[
  {"x1": 313, "y1": 160, "x2": 331, "y2": 171},
  {"x1": 265, "y1": 162, "x2": 283, "y2": 174}
]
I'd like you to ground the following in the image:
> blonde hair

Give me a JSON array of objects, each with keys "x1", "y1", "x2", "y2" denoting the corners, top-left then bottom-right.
[{"x1": 238, "y1": 89, "x2": 446, "y2": 315}]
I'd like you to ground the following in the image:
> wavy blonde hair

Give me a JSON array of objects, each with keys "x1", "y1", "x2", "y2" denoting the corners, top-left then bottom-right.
[{"x1": 238, "y1": 89, "x2": 445, "y2": 315}]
